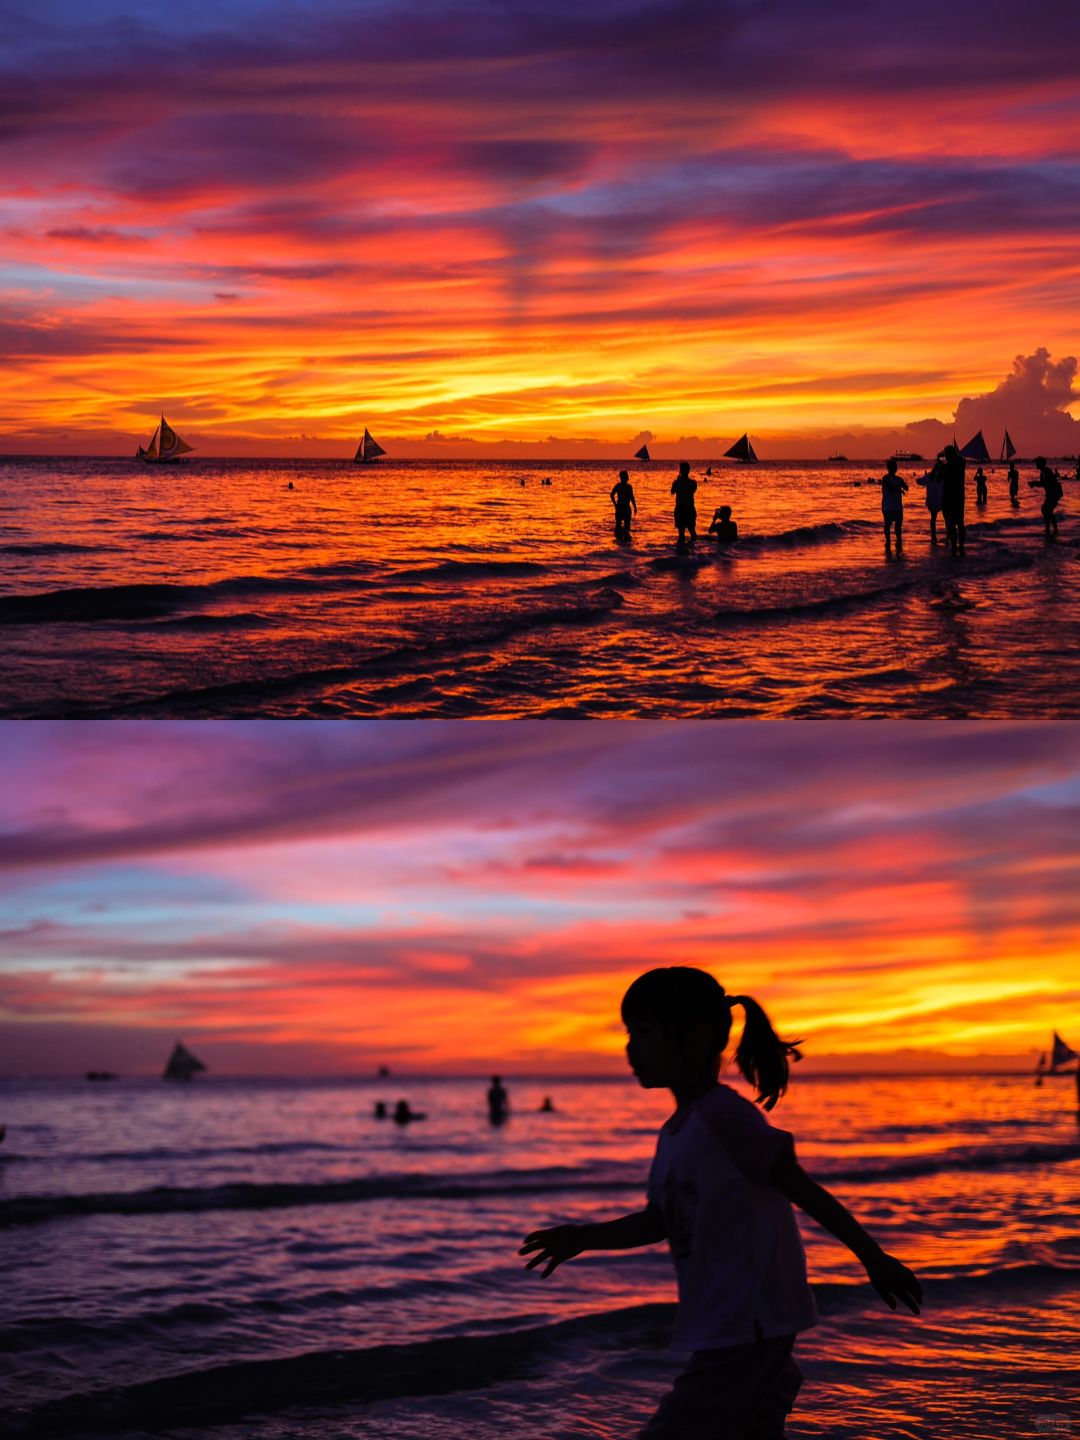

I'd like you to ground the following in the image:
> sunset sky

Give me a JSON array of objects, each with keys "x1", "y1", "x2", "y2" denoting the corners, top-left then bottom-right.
[
  {"x1": 0, "y1": 721, "x2": 1076, "y2": 1075},
  {"x1": 2, "y1": 1, "x2": 1079, "y2": 456}
]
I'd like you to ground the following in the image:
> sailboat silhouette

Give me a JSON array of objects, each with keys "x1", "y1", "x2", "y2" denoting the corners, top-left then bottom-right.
[
  {"x1": 354, "y1": 428, "x2": 387, "y2": 464},
  {"x1": 724, "y1": 433, "x2": 758, "y2": 463},
  {"x1": 137, "y1": 415, "x2": 194, "y2": 464},
  {"x1": 163, "y1": 1041, "x2": 207, "y2": 1080}
]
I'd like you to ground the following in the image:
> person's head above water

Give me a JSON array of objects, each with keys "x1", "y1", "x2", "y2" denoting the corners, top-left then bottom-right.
[
  {"x1": 719, "y1": 505, "x2": 732, "y2": 519},
  {"x1": 620, "y1": 966, "x2": 802, "y2": 1111},
  {"x1": 886, "y1": 459, "x2": 897, "y2": 473},
  {"x1": 619, "y1": 469, "x2": 629, "y2": 482},
  {"x1": 678, "y1": 461, "x2": 691, "y2": 476},
  {"x1": 1034, "y1": 455, "x2": 1047, "y2": 469}
]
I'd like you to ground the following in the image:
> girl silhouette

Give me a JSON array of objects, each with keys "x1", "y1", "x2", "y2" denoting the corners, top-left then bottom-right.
[{"x1": 521, "y1": 966, "x2": 921, "y2": 1439}]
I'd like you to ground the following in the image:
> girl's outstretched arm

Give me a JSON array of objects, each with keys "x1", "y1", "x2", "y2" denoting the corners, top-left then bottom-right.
[
  {"x1": 772, "y1": 1152, "x2": 923, "y2": 1315},
  {"x1": 520, "y1": 1204, "x2": 666, "y2": 1278}
]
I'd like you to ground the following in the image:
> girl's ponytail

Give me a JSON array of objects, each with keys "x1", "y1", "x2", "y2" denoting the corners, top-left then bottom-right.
[{"x1": 729, "y1": 994, "x2": 803, "y2": 1111}]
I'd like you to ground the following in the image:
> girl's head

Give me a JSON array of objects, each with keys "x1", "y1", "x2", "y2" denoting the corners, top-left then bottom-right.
[{"x1": 620, "y1": 966, "x2": 802, "y2": 1111}]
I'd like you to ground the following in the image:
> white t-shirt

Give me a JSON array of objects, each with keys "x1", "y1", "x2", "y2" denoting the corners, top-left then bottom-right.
[{"x1": 647, "y1": 1084, "x2": 818, "y2": 1351}]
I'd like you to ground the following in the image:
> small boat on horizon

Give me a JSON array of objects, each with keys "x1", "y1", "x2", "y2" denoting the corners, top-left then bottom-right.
[
  {"x1": 724, "y1": 433, "x2": 758, "y2": 463},
  {"x1": 828, "y1": 453, "x2": 849, "y2": 463},
  {"x1": 890, "y1": 450, "x2": 924, "y2": 462},
  {"x1": 634, "y1": 443, "x2": 651, "y2": 461},
  {"x1": 1034, "y1": 1031, "x2": 1078, "y2": 1085},
  {"x1": 137, "y1": 415, "x2": 194, "y2": 463},
  {"x1": 163, "y1": 1041, "x2": 207, "y2": 1081},
  {"x1": 355, "y1": 428, "x2": 387, "y2": 464}
]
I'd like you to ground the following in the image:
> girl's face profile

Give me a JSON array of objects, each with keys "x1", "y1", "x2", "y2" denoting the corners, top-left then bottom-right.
[{"x1": 624, "y1": 1017, "x2": 677, "y2": 1087}]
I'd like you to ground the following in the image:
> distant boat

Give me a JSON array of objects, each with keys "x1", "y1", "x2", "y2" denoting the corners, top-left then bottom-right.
[
  {"x1": 85, "y1": 1070, "x2": 117, "y2": 1081},
  {"x1": 1000, "y1": 429, "x2": 1018, "y2": 461},
  {"x1": 724, "y1": 433, "x2": 758, "y2": 463},
  {"x1": 163, "y1": 1041, "x2": 207, "y2": 1081},
  {"x1": 354, "y1": 428, "x2": 386, "y2": 464},
  {"x1": 634, "y1": 444, "x2": 651, "y2": 461},
  {"x1": 137, "y1": 415, "x2": 194, "y2": 464},
  {"x1": 828, "y1": 453, "x2": 849, "y2": 462},
  {"x1": 890, "y1": 450, "x2": 924, "y2": 462},
  {"x1": 959, "y1": 430, "x2": 991, "y2": 463}
]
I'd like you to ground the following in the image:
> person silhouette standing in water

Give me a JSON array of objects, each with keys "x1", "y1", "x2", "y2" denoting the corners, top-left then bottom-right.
[
  {"x1": 1029, "y1": 457, "x2": 1063, "y2": 537},
  {"x1": 610, "y1": 470, "x2": 637, "y2": 540},
  {"x1": 1008, "y1": 461, "x2": 1020, "y2": 507},
  {"x1": 917, "y1": 457, "x2": 946, "y2": 543},
  {"x1": 521, "y1": 966, "x2": 921, "y2": 1440},
  {"x1": 974, "y1": 467, "x2": 988, "y2": 505},
  {"x1": 488, "y1": 1075, "x2": 509, "y2": 1125},
  {"x1": 879, "y1": 459, "x2": 908, "y2": 551},
  {"x1": 940, "y1": 444, "x2": 967, "y2": 555},
  {"x1": 671, "y1": 461, "x2": 698, "y2": 547}
]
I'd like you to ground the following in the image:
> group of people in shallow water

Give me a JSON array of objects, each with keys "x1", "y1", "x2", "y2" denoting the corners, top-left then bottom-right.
[
  {"x1": 610, "y1": 461, "x2": 737, "y2": 548},
  {"x1": 373, "y1": 1077, "x2": 556, "y2": 1127},
  {"x1": 869, "y1": 449, "x2": 1070, "y2": 555},
  {"x1": 606, "y1": 453, "x2": 1071, "y2": 558}
]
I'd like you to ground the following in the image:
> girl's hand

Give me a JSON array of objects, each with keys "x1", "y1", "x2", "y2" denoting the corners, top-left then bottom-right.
[
  {"x1": 864, "y1": 1250, "x2": 923, "y2": 1314},
  {"x1": 519, "y1": 1224, "x2": 585, "y2": 1278}
]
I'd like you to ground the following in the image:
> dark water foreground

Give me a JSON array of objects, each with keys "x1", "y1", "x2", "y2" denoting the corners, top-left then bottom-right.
[
  {"x1": 1, "y1": 1075, "x2": 1077, "y2": 1437},
  {"x1": 2, "y1": 458, "x2": 1077, "y2": 716}
]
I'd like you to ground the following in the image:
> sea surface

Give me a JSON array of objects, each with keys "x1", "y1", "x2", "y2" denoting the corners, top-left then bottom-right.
[
  {"x1": 1, "y1": 1073, "x2": 1077, "y2": 1439},
  {"x1": 1, "y1": 457, "x2": 1077, "y2": 718}
]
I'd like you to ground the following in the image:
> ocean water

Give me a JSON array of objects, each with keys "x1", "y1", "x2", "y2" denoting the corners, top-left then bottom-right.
[
  {"x1": 1, "y1": 457, "x2": 1077, "y2": 718},
  {"x1": 1, "y1": 1073, "x2": 1077, "y2": 1438}
]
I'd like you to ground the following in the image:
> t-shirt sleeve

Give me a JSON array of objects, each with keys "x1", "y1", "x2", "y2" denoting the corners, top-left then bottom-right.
[{"x1": 701, "y1": 1094, "x2": 795, "y2": 1183}]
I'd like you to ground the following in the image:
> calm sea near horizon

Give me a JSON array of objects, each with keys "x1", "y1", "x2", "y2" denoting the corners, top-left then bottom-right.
[
  {"x1": 1, "y1": 1072, "x2": 1077, "y2": 1438},
  {"x1": 1, "y1": 456, "x2": 1077, "y2": 718}
]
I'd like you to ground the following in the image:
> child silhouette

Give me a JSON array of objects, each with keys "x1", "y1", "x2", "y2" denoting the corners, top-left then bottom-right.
[{"x1": 520, "y1": 966, "x2": 921, "y2": 1439}]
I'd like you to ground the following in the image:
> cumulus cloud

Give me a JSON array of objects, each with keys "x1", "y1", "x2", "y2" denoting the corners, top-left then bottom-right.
[{"x1": 953, "y1": 349, "x2": 1080, "y2": 454}]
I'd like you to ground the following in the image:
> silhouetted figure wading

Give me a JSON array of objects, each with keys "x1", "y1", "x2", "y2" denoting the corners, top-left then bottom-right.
[
  {"x1": 488, "y1": 1074, "x2": 509, "y2": 1125},
  {"x1": 1008, "y1": 462, "x2": 1020, "y2": 506},
  {"x1": 917, "y1": 458, "x2": 945, "y2": 543},
  {"x1": 1030, "y1": 457, "x2": 1062, "y2": 536},
  {"x1": 879, "y1": 459, "x2": 908, "y2": 550},
  {"x1": 671, "y1": 461, "x2": 698, "y2": 547},
  {"x1": 940, "y1": 445, "x2": 967, "y2": 555},
  {"x1": 708, "y1": 505, "x2": 738, "y2": 543},
  {"x1": 519, "y1": 966, "x2": 922, "y2": 1439},
  {"x1": 610, "y1": 470, "x2": 637, "y2": 540}
]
